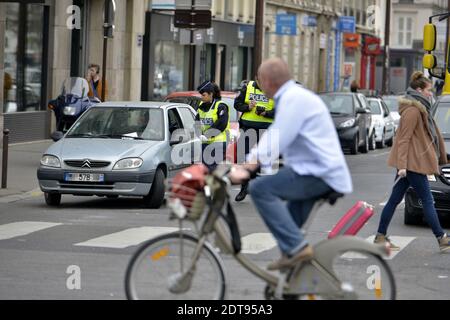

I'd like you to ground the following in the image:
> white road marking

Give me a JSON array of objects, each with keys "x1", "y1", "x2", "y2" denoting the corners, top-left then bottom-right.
[
  {"x1": 372, "y1": 151, "x2": 391, "y2": 158},
  {"x1": 0, "y1": 221, "x2": 62, "y2": 241},
  {"x1": 241, "y1": 233, "x2": 277, "y2": 255},
  {"x1": 74, "y1": 227, "x2": 181, "y2": 249},
  {"x1": 342, "y1": 236, "x2": 415, "y2": 260}
]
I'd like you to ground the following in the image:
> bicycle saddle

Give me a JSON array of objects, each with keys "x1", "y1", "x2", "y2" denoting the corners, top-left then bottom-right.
[{"x1": 320, "y1": 191, "x2": 344, "y2": 206}]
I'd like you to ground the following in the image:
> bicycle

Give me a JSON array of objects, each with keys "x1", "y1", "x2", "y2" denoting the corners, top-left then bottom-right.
[{"x1": 125, "y1": 164, "x2": 396, "y2": 300}]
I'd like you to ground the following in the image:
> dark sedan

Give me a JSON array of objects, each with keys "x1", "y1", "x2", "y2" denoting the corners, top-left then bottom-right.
[
  {"x1": 320, "y1": 93, "x2": 372, "y2": 155},
  {"x1": 404, "y1": 95, "x2": 450, "y2": 225}
]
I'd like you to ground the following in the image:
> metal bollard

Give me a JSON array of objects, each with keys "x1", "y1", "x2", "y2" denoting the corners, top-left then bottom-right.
[{"x1": 1, "y1": 129, "x2": 10, "y2": 189}]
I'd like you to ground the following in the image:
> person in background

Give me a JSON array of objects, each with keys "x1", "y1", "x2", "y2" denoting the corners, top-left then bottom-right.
[
  {"x1": 373, "y1": 71, "x2": 450, "y2": 252},
  {"x1": 195, "y1": 81, "x2": 230, "y2": 171},
  {"x1": 86, "y1": 63, "x2": 108, "y2": 101},
  {"x1": 233, "y1": 76, "x2": 275, "y2": 202},
  {"x1": 350, "y1": 80, "x2": 359, "y2": 93}
]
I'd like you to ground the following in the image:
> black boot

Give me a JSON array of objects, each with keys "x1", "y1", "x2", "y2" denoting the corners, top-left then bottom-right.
[{"x1": 235, "y1": 183, "x2": 248, "y2": 202}]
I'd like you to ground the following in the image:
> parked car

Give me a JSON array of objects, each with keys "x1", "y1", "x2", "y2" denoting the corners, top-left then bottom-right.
[
  {"x1": 37, "y1": 102, "x2": 201, "y2": 209},
  {"x1": 165, "y1": 91, "x2": 240, "y2": 163},
  {"x1": 367, "y1": 97, "x2": 395, "y2": 148},
  {"x1": 382, "y1": 95, "x2": 401, "y2": 132},
  {"x1": 404, "y1": 95, "x2": 450, "y2": 225},
  {"x1": 319, "y1": 92, "x2": 372, "y2": 155},
  {"x1": 355, "y1": 93, "x2": 376, "y2": 151}
]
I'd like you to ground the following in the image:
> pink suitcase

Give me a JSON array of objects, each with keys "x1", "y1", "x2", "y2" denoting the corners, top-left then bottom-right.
[{"x1": 328, "y1": 201, "x2": 374, "y2": 239}]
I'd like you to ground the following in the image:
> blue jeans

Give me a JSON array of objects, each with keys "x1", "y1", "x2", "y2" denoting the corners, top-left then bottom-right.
[
  {"x1": 249, "y1": 166, "x2": 333, "y2": 256},
  {"x1": 378, "y1": 171, "x2": 445, "y2": 238}
]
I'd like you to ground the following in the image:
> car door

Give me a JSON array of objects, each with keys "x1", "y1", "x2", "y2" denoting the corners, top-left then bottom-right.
[
  {"x1": 357, "y1": 94, "x2": 372, "y2": 133},
  {"x1": 381, "y1": 101, "x2": 395, "y2": 139},
  {"x1": 167, "y1": 107, "x2": 192, "y2": 175},
  {"x1": 177, "y1": 106, "x2": 202, "y2": 163},
  {"x1": 354, "y1": 96, "x2": 366, "y2": 145}
]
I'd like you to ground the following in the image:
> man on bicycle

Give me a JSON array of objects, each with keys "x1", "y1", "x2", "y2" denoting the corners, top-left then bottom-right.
[{"x1": 229, "y1": 58, "x2": 353, "y2": 271}]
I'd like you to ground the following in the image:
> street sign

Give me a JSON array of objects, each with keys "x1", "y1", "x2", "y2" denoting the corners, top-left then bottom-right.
[
  {"x1": 302, "y1": 15, "x2": 317, "y2": 27},
  {"x1": 174, "y1": 9, "x2": 212, "y2": 29},
  {"x1": 276, "y1": 14, "x2": 297, "y2": 36},
  {"x1": 338, "y1": 16, "x2": 356, "y2": 33}
]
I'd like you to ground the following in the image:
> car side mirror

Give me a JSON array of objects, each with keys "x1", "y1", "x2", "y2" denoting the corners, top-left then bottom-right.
[
  {"x1": 51, "y1": 131, "x2": 64, "y2": 142},
  {"x1": 170, "y1": 135, "x2": 184, "y2": 146},
  {"x1": 356, "y1": 108, "x2": 367, "y2": 114}
]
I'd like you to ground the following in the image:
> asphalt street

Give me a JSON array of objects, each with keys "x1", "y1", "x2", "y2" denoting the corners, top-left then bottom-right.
[{"x1": 0, "y1": 148, "x2": 449, "y2": 300}]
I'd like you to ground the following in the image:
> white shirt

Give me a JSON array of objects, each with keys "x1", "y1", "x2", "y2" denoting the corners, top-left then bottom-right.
[{"x1": 250, "y1": 80, "x2": 353, "y2": 194}]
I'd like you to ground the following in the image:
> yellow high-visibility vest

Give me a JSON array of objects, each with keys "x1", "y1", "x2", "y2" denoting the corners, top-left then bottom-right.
[
  {"x1": 198, "y1": 100, "x2": 230, "y2": 144},
  {"x1": 241, "y1": 81, "x2": 275, "y2": 124}
]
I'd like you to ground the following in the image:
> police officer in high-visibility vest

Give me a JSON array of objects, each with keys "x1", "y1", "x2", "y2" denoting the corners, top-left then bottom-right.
[
  {"x1": 195, "y1": 81, "x2": 230, "y2": 171},
  {"x1": 234, "y1": 77, "x2": 275, "y2": 202}
]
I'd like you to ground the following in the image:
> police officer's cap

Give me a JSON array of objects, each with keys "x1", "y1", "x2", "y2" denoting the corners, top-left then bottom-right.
[{"x1": 197, "y1": 81, "x2": 214, "y2": 94}]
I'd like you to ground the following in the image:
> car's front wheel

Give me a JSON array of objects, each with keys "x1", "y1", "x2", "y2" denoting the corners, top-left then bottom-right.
[
  {"x1": 350, "y1": 134, "x2": 359, "y2": 155},
  {"x1": 45, "y1": 192, "x2": 61, "y2": 206},
  {"x1": 143, "y1": 168, "x2": 166, "y2": 209},
  {"x1": 369, "y1": 131, "x2": 376, "y2": 151}
]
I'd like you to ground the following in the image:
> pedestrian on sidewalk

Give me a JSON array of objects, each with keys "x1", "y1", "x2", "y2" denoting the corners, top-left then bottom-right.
[
  {"x1": 374, "y1": 71, "x2": 450, "y2": 252},
  {"x1": 233, "y1": 75, "x2": 275, "y2": 202},
  {"x1": 86, "y1": 63, "x2": 108, "y2": 101}
]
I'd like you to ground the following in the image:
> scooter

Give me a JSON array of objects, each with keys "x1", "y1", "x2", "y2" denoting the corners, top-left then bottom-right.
[{"x1": 48, "y1": 77, "x2": 100, "y2": 132}]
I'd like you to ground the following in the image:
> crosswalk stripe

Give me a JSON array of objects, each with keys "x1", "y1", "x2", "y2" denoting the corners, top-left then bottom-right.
[
  {"x1": 341, "y1": 236, "x2": 416, "y2": 260},
  {"x1": 0, "y1": 221, "x2": 62, "y2": 241},
  {"x1": 74, "y1": 227, "x2": 180, "y2": 249},
  {"x1": 241, "y1": 233, "x2": 277, "y2": 255}
]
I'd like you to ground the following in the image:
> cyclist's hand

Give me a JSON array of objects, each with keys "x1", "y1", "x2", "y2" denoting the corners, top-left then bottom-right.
[
  {"x1": 398, "y1": 169, "x2": 407, "y2": 178},
  {"x1": 228, "y1": 165, "x2": 251, "y2": 185}
]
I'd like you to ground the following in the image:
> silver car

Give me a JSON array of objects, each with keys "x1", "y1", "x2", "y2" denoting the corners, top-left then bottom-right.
[{"x1": 37, "y1": 102, "x2": 200, "y2": 208}]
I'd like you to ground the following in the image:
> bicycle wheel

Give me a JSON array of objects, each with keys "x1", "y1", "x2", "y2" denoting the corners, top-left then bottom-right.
[
  {"x1": 125, "y1": 232, "x2": 226, "y2": 300},
  {"x1": 331, "y1": 250, "x2": 396, "y2": 300}
]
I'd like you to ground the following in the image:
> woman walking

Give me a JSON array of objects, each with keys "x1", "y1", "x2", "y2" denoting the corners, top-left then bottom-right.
[{"x1": 374, "y1": 72, "x2": 449, "y2": 252}]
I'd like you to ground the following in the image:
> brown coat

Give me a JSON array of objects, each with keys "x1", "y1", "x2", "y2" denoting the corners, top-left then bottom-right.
[
  {"x1": 87, "y1": 78, "x2": 108, "y2": 101},
  {"x1": 388, "y1": 97, "x2": 447, "y2": 175}
]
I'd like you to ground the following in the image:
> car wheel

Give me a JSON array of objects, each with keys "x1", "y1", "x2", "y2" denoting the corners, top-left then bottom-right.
[
  {"x1": 376, "y1": 131, "x2": 386, "y2": 149},
  {"x1": 404, "y1": 199, "x2": 423, "y2": 226},
  {"x1": 45, "y1": 192, "x2": 61, "y2": 206},
  {"x1": 360, "y1": 132, "x2": 369, "y2": 154},
  {"x1": 369, "y1": 132, "x2": 376, "y2": 151},
  {"x1": 143, "y1": 168, "x2": 166, "y2": 209},
  {"x1": 386, "y1": 135, "x2": 394, "y2": 147},
  {"x1": 350, "y1": 134, "x2": 359, "y2": 155}
]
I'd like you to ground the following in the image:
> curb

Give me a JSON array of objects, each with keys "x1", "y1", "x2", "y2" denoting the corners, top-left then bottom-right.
[{"x1": 0, "y1": 189, "x2": 43, "y2": 204}]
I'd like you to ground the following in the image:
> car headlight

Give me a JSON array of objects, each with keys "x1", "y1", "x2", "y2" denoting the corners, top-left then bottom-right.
[
  {"x1": 40, "y1": 155, "x2": 61, "y2": 168},
  {"x1": 340, "y1": 119, "x2": 355, "y2": 128},
  {"x1": 427, "y1": 175, "x2": 437, "y2": 182},
  {"x1": 113, "y1": 158, "x2": 143, "y2": 170},
  {"x1": 63, "y1": 106, "x2": 77, "y2": 116}
]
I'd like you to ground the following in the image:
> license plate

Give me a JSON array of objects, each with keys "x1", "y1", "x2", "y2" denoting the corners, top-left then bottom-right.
[{"x1": 64, "y1": 173, "x2": 105, "y2": 182}]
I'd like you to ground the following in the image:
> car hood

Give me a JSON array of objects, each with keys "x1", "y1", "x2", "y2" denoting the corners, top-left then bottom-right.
[
  {"x1": 390, "y1": 112, "x2": 400, "y2": 120},
  {"x1": 332, "y1": 115, "x2": 354, "y2": 128},
  {"x1": 46, "y1": 138, "x2": 164, "y2": 161}
]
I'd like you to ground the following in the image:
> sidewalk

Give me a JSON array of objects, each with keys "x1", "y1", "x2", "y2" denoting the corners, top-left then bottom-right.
[{"x1": 0, "y1": 140, "x2": 53, "y2": 198}]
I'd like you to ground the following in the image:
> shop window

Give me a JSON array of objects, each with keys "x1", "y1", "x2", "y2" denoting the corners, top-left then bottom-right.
[
  {"x1": 4, "y1": 3, "x2": 44, "y2": 113},
  {"x1": 154, "y1": 41, "x2": 187, "y2": 99}
]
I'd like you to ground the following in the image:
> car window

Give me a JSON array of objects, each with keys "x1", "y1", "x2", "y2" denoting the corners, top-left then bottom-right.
[
  {"x1": 320, "y1": 95, "x2": 354, "y2": 115},
  {"x1": 434, "y1": 103, "x2": 450, "y2": 136},
  {"x1": 368, "y1": 100, "x2": 382, "y2": 115},
  {"x1": 168, "y1": 108, "x2": 184, "y2": 133},
  {"x1": 357, "y1": 94, "x2": 369, "y2": 109},
  {"x1": 178, "y1": 107, "x2": 196, "y2": 130},
  {"x1": 166, "y1": 97, "x2": 201, "y2": 110},
  {"x1": 383, "y1": 96, "x2": 399, "y2": 112},
  {"x1": 67, "y1": 107, "x2": 165, "y2": 141}
]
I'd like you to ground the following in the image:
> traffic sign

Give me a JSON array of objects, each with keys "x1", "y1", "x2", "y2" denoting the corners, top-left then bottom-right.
[
  {"x1": 339, "y1": 16, "x2": 356, "y2": 33},
  {"x1": 174, "y1": 9, "x2": 212, "y2": 29}
]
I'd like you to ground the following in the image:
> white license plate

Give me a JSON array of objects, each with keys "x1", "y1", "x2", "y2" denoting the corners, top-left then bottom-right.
[{"x1": 64, "y1": 173, "x2": 105, "y2": 182}]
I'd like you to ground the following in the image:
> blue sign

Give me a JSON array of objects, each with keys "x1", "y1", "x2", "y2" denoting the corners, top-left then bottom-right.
[
  {"x1": 276, "y1": 14, "x2": 297, "y2": 36},
  {"x1": 334, "y1": 31, "x2": 342, "y2": 91},
  {"x1": 339, "y1": 16, "x2": 356, "y2": 33},
  {"x1": 303, "y1": 15, "x2": 317, "y2": 27}
]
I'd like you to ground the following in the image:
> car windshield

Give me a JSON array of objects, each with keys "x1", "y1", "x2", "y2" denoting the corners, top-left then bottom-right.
[
  {"x1": 434, "y1": 103, "x2": 450, "y2": 136},
  {"x1": 368, "y1": 100, "x2": 382, "y2": 115},
  {"x1": 66, "y1": 107, "x2": 165, "y2": 141},
  {"x1": 320, "y1": 95, "x2": 354, "y2": 115},
  {"x1": 383, "y1": 96, "x2": 399, "y2": 112}
]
